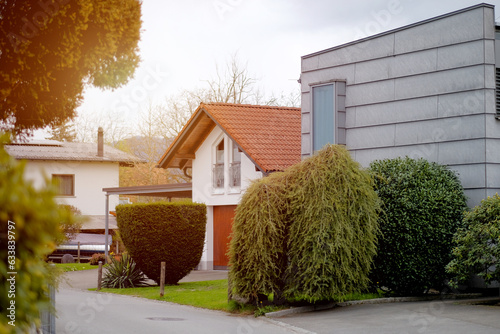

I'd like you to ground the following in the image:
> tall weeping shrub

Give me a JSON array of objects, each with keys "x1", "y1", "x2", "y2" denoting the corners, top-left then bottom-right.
[
  {"x1": 229, "y1": 145, "x2": 380, "y2": 303},
  {"x1": 369, "y1": 157, "x2": 467, "y2": 295}
]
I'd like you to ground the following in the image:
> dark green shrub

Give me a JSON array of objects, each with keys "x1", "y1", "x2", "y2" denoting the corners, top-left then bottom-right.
[
  {"x1": 102, "y1": 252, "x2": 148, "y2": 288},
  {"x1": 369, "y1": 157, "x2": 467, "y2": 295},
  {"x1": 0, "y1": 135, "x2": 76, "y2": 333},
  {"x1": 117, "y1": 201, "x2": 206, "y2": 285},
  {"x1": 446, "y1": 194, "x2": 500, "y2": 287},
  {"x1": 229, "y1": 145, "x2": 380, "y2": 303}
]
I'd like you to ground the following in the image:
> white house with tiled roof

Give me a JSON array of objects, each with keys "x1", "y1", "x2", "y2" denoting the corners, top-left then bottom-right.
[
  {"x1": 5, "y1": 128, "x2": 140, "y2": 234},
  {"x1": 158, "y1": 102, "x2": 301, "y2": 269}
]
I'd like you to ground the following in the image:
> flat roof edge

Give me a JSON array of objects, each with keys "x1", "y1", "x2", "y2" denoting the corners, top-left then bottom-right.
[{"x1": 302, "y1": 3, "x2": 494, "y2": 59}]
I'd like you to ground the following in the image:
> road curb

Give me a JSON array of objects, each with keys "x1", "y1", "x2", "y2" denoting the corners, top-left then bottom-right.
[{"x1": 265, "y1": 293, "x2": 483, "y2": 318}]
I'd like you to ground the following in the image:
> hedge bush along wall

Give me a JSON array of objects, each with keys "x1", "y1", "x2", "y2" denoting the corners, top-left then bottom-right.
[
  {"x1": 369, "y1": 157, "x2": 467, "y2": 295},
  {"x1": 116, "y1": 202, "x2": 206, "y2": 285},
  {"x1": 229, "y1": 145, "x2": 380, "y2": 303}
]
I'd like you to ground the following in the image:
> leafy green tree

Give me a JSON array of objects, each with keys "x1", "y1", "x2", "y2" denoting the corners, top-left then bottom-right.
[
  {"x1": 0, "y1": 134, "x2": 76, "y2": 333},
  {"x1": 0, "y1": 0, "x2": 142, "y2": 135},
  {"x1": 446, "y1": 194, "x2": 500, "y2": 288},
  {"x1": 369, "y1": 157, "x2": 467, "y2": 295},
  {"x1": 46, "y1": 120, "x2": 76, "y2": 142},
  {"x1": 229, "y1": 145, "x2": 380, "y2": 304}
]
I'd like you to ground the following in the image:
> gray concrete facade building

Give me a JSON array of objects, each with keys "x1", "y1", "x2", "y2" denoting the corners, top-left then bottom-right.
[{"x1": 300, "y1": 3, "x2": 500, "y2": 206}]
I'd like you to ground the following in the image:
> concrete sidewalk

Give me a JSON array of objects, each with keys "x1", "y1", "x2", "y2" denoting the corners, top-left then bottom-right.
[{"x1": 60, "y1": 268, "x2": 228, "y2": 290}]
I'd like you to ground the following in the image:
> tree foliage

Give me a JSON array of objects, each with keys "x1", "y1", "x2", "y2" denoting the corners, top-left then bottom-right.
[
  {"x1": 446, "y1": 194, "x2": 500, "y2": 287},
  {"x1": 0, "y1": 0, "x2": 142, "y2": 135},
  {"x1": 46, "y1": 121, "x2": 76, "y2": 142},
  {"x1": 0, "y1": 134, "x2": 76, "y2": 333},
  {"x1": 229, "y1": 145, "x2": 380, "y2": 303},
  {"x1": 369, "y1": 157, "x2": 467, "y2": 295},
  {"x1": 116, "y1": 202, "x2": 206, "y2": 285}
]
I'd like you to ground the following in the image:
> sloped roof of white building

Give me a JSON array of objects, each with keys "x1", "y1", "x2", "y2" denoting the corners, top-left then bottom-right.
[{"x1": 5, "y1": 140, "x2": 141, "y2": 166}]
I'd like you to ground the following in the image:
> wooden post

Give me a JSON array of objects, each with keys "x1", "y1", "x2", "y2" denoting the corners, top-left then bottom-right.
[
  {"x1": 159, "y1": 262, "x2": 166, "y2": 297},
  {"x1": 77, "y1": 242, "x2": 81, "y2": 263},
  {"x1": 97, "y1": 261, "x2": 103, "y2": 291}
]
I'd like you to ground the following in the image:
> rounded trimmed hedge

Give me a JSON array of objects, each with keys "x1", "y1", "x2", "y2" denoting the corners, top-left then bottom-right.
[
  {"x1": 369, "y1": 157, "x2": 467, "y2": 295},
  {"x1": 116, "y1": 201, "x2": 206, "y2": 285},
  {"x1": 229, "y1": 145, "x2": 380, "y2": 303}
]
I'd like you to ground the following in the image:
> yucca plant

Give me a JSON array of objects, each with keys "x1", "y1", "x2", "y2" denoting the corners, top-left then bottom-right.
[{"x1": 101, "y1": 253, "x2": 148, "y2": 288}]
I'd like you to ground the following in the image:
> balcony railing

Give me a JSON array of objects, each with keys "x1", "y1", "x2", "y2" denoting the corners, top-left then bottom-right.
[
  {"x1": 229, "y1": 162, "x2": 241, "y2": 187},
  {"x1": 212, "y1": 163, "x2": 224, "y2": 188}
]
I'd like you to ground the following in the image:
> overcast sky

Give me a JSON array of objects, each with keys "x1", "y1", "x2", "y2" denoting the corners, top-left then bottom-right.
[{"x1": 72, "y1": 0, "x2": 500, "y2": 135}]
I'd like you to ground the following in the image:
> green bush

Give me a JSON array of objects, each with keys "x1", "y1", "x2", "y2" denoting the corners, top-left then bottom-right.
[
  {"x1": 446, "y1": 194, "x2": 500, "y2": 287},
  {"x1": 102, "y1": 252, "x2": 148, "y2": 288},
  {"x1": 116, "y1": 201, "x2": 206, "y2": 285},
  {"x1": 89, "y1": 253, "x2": 107, "y2": 265},
  {"x1": 0, "y1": 135, "x2": 76, "y2": 333},
  {"x1": 229, "y1": 145, "x2": 380, "y2": 303},
  {"x1": 369, "y1": 157, "x2": 467, "y2": 295}
]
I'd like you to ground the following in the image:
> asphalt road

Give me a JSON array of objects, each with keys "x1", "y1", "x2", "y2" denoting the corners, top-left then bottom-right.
[
  {"x1": 56, "y1": 287, "x2": 308, "y2": 334},
  {"x1": 56, "y1": 269, "x2": 500, "y2": 334}
]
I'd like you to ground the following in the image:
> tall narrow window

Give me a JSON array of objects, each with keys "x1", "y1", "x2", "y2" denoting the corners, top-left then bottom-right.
[
  {"x1": 313, "y1": 84, "x2": 335, "y2": 151},
  {"x1": 53, "y1": 174, "x2": 74, "y2": 196},
  {"x1": 213, "y1": 139, "x2": 224, "y2": 188},
  {"x1": 229, "y1": 141, "x2": 241, "y2": 187}
]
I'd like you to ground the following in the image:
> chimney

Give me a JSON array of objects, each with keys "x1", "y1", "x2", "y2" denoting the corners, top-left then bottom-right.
[{"x1": 97, "y1": 127, "x2": 104, "y2": 157}]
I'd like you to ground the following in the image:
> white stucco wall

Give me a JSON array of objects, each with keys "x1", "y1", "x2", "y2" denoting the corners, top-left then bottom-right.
[
  {"x1": 192, "y1": 126, "x2": 262, "y2": 206},
  {"x1": 23, "y1": 160, "x2": 120, "y2": 215},
  {"x1": 192, "y1": 126, "x2": 263, "y2": 270}
]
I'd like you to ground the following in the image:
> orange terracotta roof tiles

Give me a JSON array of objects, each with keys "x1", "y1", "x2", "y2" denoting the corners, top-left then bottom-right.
[
  {"x1": 158, "y1": 102, "x2": 301, "y2": 173},
  {"x1": 202, "y1": 103, "x2": 301, "y2": 172}
]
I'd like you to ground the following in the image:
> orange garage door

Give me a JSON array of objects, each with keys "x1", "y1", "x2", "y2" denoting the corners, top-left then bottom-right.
[{"x1": 213, "y1": 205, "x2": 237, "y2": 269}]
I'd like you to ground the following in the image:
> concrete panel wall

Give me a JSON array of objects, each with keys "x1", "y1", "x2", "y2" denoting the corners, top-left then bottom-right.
[{"x1": 301, "y1": 4, "x2": 499, "y2": 206}]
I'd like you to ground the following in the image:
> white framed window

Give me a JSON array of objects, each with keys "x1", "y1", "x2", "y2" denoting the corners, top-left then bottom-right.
[
  {"x1": 312, "y1": 83, "x2": 335, "y2": 151},
  {"x1": 213, "y1": 139, "x2": 224, "y2": 188},
  {"x1": 53, "y1": 174, "x2": 75, "y2": 196},
  {"x1": 229, "y1": 141, "x2": 241, "y2": 188}
]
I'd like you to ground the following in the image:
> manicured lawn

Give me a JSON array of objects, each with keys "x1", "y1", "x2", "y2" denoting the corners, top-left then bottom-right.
[
  {"x1": 97, "y1": 279, "x2": 230, "y2": 311},
  {"x1": 55, "y1": 263, "x2": 99, "y2": 272},
  {"x1": 96, "y1": 279, "x2": 385, "y2": 314}
]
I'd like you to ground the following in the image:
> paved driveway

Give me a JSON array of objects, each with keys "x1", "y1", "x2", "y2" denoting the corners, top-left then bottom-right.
[{"x1": 275, "y1": 298, "x2": 500, "y2": 334}]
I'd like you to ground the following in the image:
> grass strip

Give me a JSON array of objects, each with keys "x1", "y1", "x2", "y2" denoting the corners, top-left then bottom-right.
[
  {"x1": 55, "y1": 263, "x2": 99, "y2": 272},
  {"x1": 97, "y1": 279, "x2": 231, "y2": 311},
  {"x1": 95, "y1": 279, "x2": 386, "y2": 314}
]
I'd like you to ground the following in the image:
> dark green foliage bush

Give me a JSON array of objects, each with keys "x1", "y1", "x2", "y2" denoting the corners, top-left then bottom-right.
[
  {"x1": 369, "y1": 157, "x2": 467, "y2": 295},
  {"x1": 0, "y1": 135, "x2": 76, "y2": 333},
  {"x1": 229, "y1": 145, "x2": 380, "y2": 303},
  {"x1": 446, "y1": 194, "x2": 500, "y2": 287},
  {"x1": 102, "y1": 253, "x2": 148, "y2": 288},
  {"x1": 117, "y1": 201, "x2": 206, "y2": 285}
]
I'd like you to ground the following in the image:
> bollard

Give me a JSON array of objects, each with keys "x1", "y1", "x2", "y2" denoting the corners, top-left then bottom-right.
[
  {"x1": 160, "y1": 262, "x2": 166, "y2": 297},
  {"x1": 97, "y1": 261, "x2": 103, "y2": 291},
  {"x1": 77, "y1": 241, "x2": 81, "y2": 263}
]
